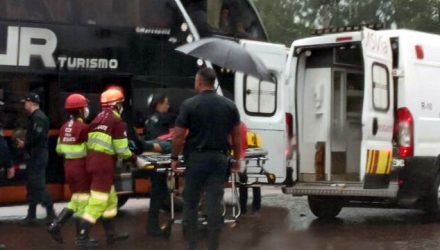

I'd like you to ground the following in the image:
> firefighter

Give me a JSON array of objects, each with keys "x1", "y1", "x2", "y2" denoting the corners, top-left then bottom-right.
[
  {"x1": 76, "y1": 88, "x2": 135, "y2": 247},
  {"x1": 47, "y1": 94, "x2": 95, "y2": 245}
]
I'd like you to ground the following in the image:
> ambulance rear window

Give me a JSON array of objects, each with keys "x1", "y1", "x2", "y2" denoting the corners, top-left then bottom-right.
[
  {"x1": 334, "y1": 44, "x2": 363, "y2": 67},
  {"x1": 372, "y1": 63, "x2": 390, "y2": 111}
]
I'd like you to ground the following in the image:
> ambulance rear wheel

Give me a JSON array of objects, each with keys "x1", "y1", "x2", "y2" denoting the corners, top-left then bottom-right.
[
  {"x1": 423, "y1": 173, "x2": 440, "y2": 214},
  {"x1": 308, "y1": 196, "x2": 342, "y2": 219}
]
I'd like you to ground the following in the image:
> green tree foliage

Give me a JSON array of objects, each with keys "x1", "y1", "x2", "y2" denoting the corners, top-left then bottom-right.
[
  {"x1": 252, "y1": 0, "x2": 315, "y2": 45},
  {"x1": 252, "y1": 0, "x2": 440, "y2": 44},
  {"x1": 392, "y1": 0, "x2": 440, "y2": 33}
]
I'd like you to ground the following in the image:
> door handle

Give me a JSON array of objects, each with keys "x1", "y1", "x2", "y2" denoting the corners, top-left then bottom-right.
[{"x1": 372, "y1": 117, "x2": 378, "y2": 136}]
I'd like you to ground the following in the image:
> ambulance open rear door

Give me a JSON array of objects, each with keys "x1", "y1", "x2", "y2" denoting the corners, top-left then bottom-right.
[{"x1": 360, "y1": 28, "x2": 394, "y2": 189}]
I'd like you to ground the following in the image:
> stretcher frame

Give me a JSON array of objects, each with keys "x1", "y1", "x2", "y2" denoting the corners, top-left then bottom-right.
[{"x1": 139, "y1": 148, "x2": 269, "y2": 234}]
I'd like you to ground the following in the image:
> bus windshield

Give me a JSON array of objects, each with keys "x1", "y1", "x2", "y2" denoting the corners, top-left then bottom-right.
[
  {"x1": 182, "y1": 0, "x2": 267, "y2": 40},
  {"x1": 0, "y1": 0, "x2": 180, "y2": 30}
]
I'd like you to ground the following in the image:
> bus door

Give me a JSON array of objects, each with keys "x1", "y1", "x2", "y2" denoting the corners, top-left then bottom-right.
[
  {"x1": 360, "y1": 28, "x2": 394, "y2": 189},
  {"x1": 235, "y1": 40, "x2": 287, "y2": 183}
]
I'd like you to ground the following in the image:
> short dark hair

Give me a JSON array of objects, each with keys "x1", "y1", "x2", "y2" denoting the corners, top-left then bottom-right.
[{"x1": 197, "y1": 68, "x2": 216, "y2": 86}]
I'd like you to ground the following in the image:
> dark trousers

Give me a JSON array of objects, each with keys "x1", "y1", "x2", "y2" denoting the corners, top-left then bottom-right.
[
  {"x1": 183, "y1": 152, "x2": 228, "y2": 250},
  {"x1": 148, "y1": 171, "x2": 168, "y2": 227},
  {"x1": 26, "y1": 150, "x2": 53, "y2": 209},
  {"x1": 238, "y1": 174, "x2": 261, "y2": 214}
]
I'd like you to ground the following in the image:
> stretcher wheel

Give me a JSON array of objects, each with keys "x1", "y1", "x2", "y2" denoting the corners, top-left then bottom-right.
[
  {"x1": 160, "y1": 221, "x2": 172, "y2": 239},
  {"x1": 266, "y1": 173, "x2": 276, "y2": 184}
]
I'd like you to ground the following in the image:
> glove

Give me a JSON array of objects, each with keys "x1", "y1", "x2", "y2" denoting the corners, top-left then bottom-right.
[{"x1": 136, "y1": 156, "x2": 148, "y2": 168}]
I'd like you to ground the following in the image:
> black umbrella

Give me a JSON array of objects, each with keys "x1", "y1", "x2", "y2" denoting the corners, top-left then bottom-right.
[{"x1": 175, "y1": 38, "x2": 273, "y2": 82}]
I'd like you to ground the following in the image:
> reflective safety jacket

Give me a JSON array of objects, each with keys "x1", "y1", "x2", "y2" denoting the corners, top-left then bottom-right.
[
  {"x1": 87, "y1": 108, "x2": 134, "y2": 160},
  {"x1": 56, "y1": 118, "x2": 88, "y2": 159}
]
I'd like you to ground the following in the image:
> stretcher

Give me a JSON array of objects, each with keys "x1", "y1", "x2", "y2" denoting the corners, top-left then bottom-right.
[{"x1": 137, "y1": 148, "x2": 269, "y2": 237}]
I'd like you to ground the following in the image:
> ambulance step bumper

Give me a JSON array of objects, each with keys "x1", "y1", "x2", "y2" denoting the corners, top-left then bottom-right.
[{"x1": 282, "y1": 182, "x2": 398, "y2": 198}]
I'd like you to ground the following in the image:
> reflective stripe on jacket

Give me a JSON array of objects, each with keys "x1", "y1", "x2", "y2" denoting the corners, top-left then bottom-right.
[
  {"x1": 56, "y1": 118, "x2": 88, "y2": 159},
  {"x1": 87, "y1": 109, "x2": 133, "y2": 160}
]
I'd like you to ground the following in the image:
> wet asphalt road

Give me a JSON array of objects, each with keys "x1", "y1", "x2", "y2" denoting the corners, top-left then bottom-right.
[{"x1": 1, "y1": 189, "x2": 440, "y2": 250}]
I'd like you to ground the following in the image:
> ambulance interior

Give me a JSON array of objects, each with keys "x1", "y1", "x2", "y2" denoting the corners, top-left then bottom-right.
[{"x1": 296, "y1": 44, "x2": 364, "y2": 182}]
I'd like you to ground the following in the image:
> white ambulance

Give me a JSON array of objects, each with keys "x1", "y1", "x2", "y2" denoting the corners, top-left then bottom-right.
[
  {"x1": 282, "y1": 26, "x2": 440, "y2": 218},
  {"x1": 234, "y1": 40, "x2": 292, "y2": 185}
]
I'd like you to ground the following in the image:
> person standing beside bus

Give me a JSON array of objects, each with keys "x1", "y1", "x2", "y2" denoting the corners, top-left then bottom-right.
[
  {"x1": 0, "y1": 100, "x2": 13, "y2": 250},
  {"x1": 16, "y1": 93, "x2": 55, "y2": 224},
  {"x1": 171, "y1": 68, "x2": 241, "y2": 250},
  {"x1": 47, "y1": 94, "x2": 96, "y2": 245},
  {"x1": 76, "y1": 88, "x2": 134, "y2": 247},
  {"x1": 143, "y1": 94, "x2": 174, "y2": 237}
]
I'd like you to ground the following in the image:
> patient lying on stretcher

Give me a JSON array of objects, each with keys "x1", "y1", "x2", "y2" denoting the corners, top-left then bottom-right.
[{"x1": 141, "y1": 130, "x2": 173, "y2": 154}]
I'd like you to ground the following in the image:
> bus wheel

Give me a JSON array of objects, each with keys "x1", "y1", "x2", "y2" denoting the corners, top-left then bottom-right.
[
  {"x1": 308, "y1": 196, "x2": 342, "y2": 219},
  {"x1": 117, "y1": 195, "x2": 130, "y2": 209},
  {"x1": 423, "y1": 173, "x2": 440, "y2": 214}
]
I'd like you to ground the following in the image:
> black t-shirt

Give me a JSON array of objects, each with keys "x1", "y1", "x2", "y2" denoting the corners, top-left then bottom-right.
[
  {"x1": 175, "y1": 90, "x2": 240, "y2": 154},
  {"x1": 143, "y1": 112, "x2": 174, "y2": 140}
]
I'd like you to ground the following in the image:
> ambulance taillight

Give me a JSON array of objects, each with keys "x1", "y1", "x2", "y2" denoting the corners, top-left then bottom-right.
[{"x1": 396, "y1": 108, "x2": 414, "y2": 157}]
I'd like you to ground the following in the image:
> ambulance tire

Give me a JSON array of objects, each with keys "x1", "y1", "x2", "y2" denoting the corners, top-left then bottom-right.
[
  {"x1": 117, "y1": 195, "x2": 129, "y2": 209},
  {"x1": 308, "y1": 196, "x2": 342, "y2": 219},
  {"x1": 423, "y1": 173, "x2": 440, "y2": 214}
]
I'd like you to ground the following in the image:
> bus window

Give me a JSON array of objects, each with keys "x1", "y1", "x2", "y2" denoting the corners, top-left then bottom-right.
[
  {"x1": 0, "y1": 73, "x2": 64, "y2": 186},
  {"x1": 75, "y1": 0, "x2": 178, "y2": 29},
  {"x1": 182, "y1": 0, "x2": 267, "y2": 40},
  {"x1": 139, "y1": 0, "x2": 178, "y2": 29},
  {"x1": 0, "y1": 73, "x2": 60, "y2": 130},
  {"x1": 1, "y1": 0, "x2": 52, "y2": 22},
  {"x1": 0, "y1": 0, "x2": 73, "y2": 23}
]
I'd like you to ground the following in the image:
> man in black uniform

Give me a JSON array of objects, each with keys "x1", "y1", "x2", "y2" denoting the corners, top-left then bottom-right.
[
  {"x1": 16, "y1": 93, "x2": 55, "y2": 224},
  {"x1": 0, "y1": 100, "x2": 13, "y2": 250},
  {"x1": 171, "y1": 68, "x2": 241, "y2": 250}
]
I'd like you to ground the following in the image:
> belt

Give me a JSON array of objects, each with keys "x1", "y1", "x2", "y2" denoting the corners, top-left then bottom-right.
[{"x1": 194, "y1": 148, "x2": 227, "y2": 154}]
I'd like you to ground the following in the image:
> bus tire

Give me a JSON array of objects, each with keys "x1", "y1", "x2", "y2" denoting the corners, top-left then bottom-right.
[
  {"x1": 423, "y1": 173, "x2": 440, "y2": 214},
  {"x1": 117, "y1": 195, "x2": 130, "y2": 209},
  {"x1": 308, "y1": 196, "x2": 342, "y2": 219}
]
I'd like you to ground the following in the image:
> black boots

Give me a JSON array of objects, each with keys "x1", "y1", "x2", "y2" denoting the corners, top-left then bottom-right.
[
  {"x1": 75, "y1": 219, "x2": 99, "y2": 248},
  {"x1": 101, "y1": 218, "x2": 129, "y2": 244},
  {"x1": 21, "y1": 204, "x2": 56, "y2": 225},
  {"x1": 46, "y1": 205, "x2": 57, "y2": 223},
  {"x1": 21, "y1": 204, "x2": 37, "y2": 225},
  {"x1": 47, "y1": 208, "x2": 74, "y2": 243},
  {"x1": 75, "y1": 218, "x2": 128, "y2": 247}
]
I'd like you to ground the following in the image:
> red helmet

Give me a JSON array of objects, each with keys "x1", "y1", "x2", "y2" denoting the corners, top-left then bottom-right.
[
  {"x1": 65, "y1": 94, "x2": 88, "y2": 109},
  {"x1": 100, "y1": 88, "x2": 125, "y2": 107}
]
